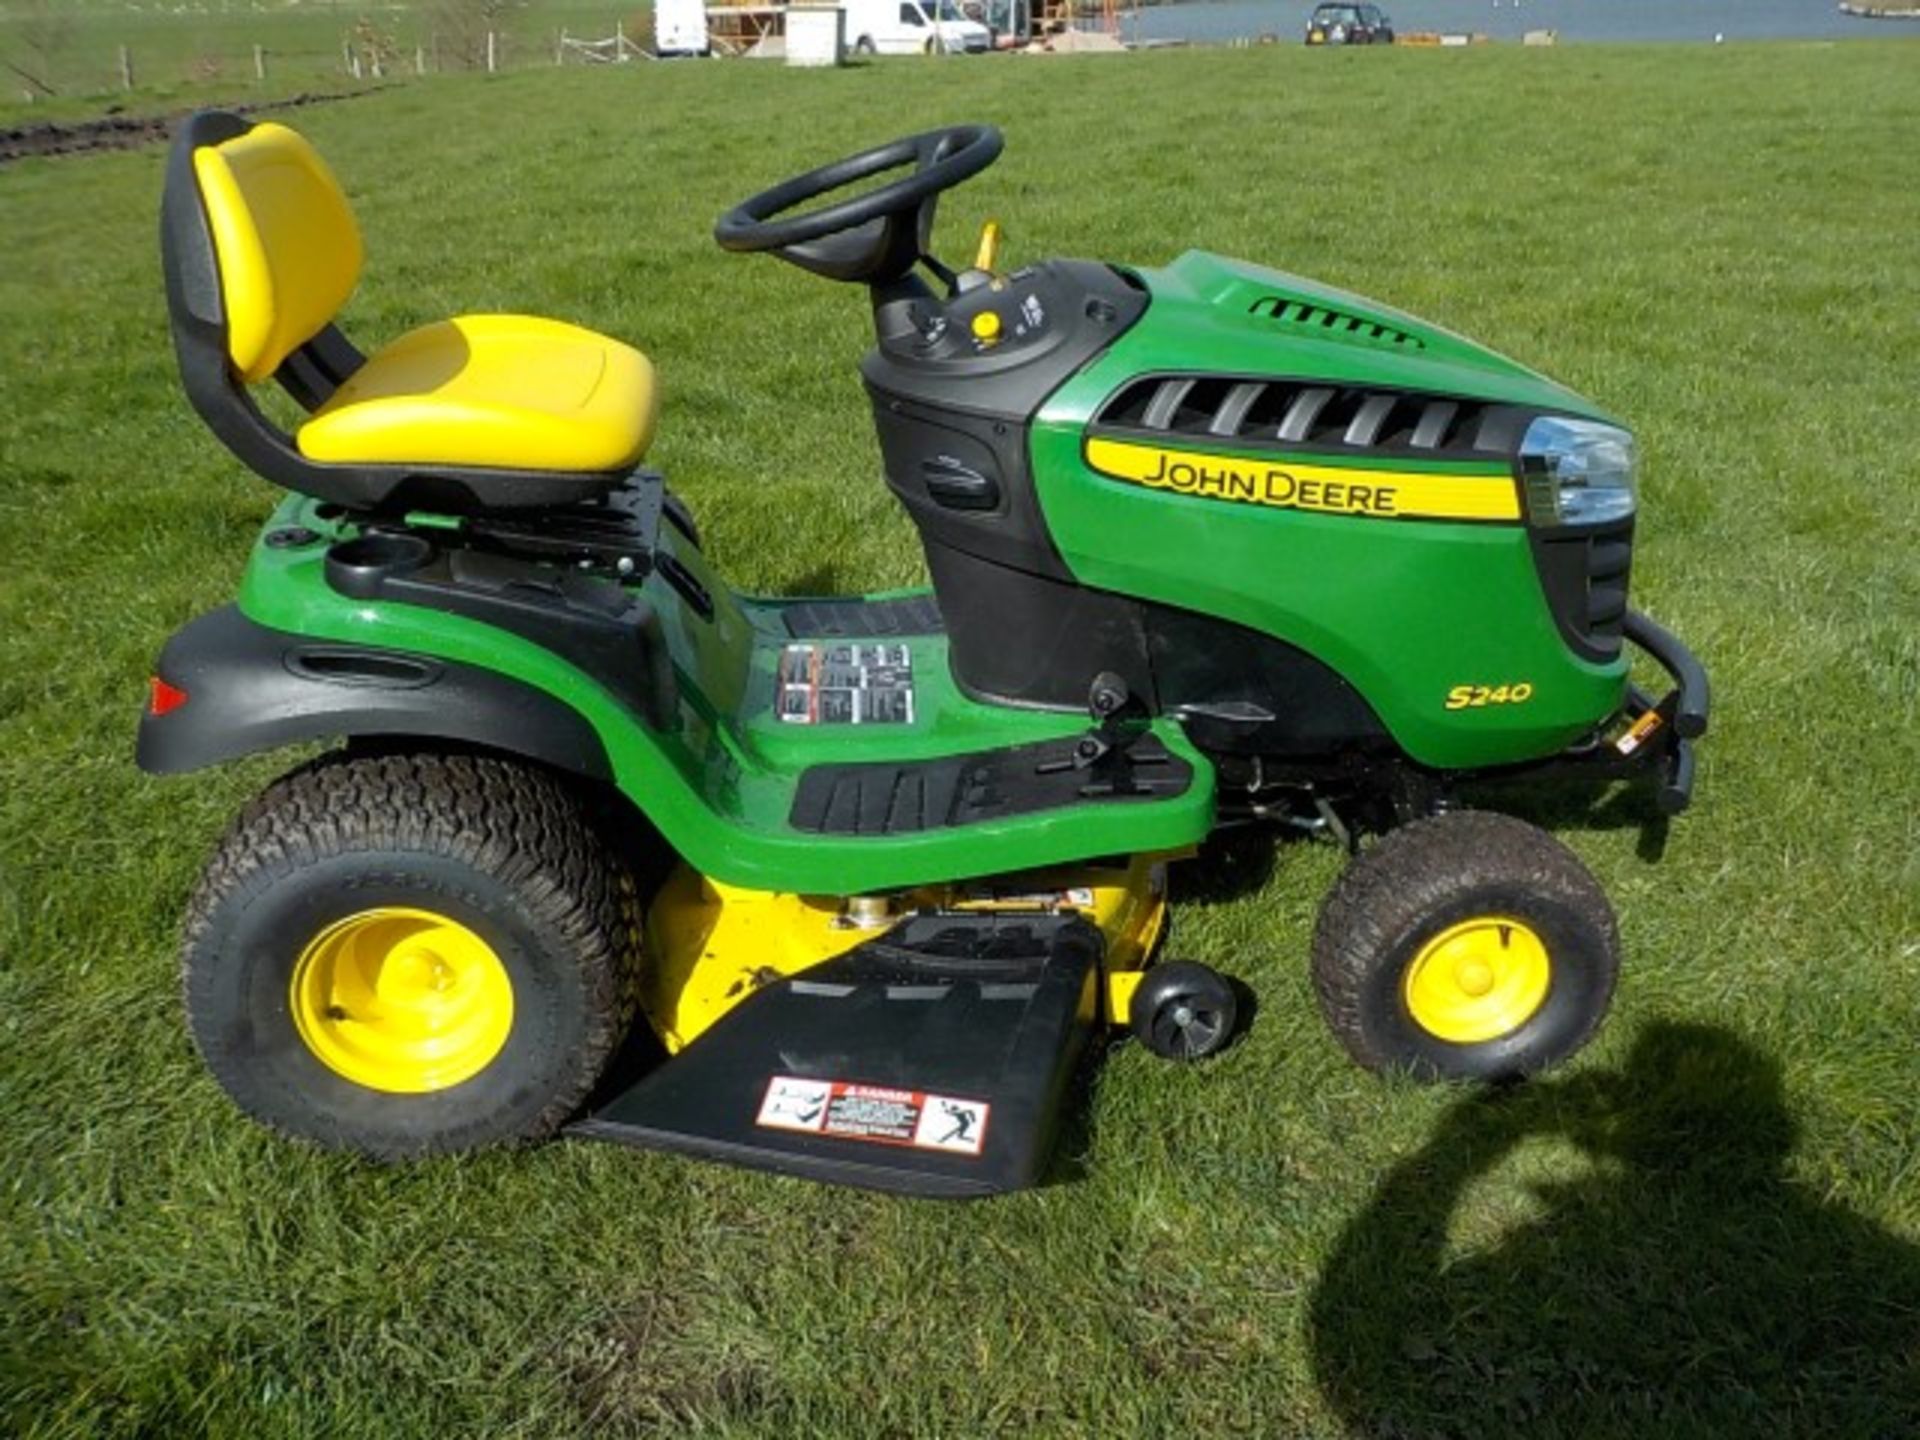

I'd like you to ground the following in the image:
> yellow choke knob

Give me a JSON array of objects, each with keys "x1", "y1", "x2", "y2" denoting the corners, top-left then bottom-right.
[
  {"x1": 970, "y1": 309, "x2": 1003, "y2": 343},
  {"x1": 974, "y1": 219, "x2": 1003, "y2": 274}
]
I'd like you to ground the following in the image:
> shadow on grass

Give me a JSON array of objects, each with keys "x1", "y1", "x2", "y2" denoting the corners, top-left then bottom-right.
[{"x1": 1310, "y1": 1022, "x2": 1920, "y2": 1437}]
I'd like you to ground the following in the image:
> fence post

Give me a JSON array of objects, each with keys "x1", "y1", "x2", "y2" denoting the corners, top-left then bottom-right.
[
  {"x1": 556, "y1": 27, "x2": 566, "y2": 63},
  {"x1": 486, "y1": 30, "x2": 497, "y2": 72},
  {"x1": 254, "y1": 43, "x2": 265, "y2": 80},
  {"x1": 616, "y1": 19, "x2": 626, "y2": 59},
  {"x1": 415, "y1": 44, "x2": 425, "y2": 74},
  {"x1": 118, "y1": 44, "x2": 134, "y2": 90}
]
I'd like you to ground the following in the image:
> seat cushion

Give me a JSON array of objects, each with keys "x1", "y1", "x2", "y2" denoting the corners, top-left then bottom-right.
[{"x1": 298, "y1": 314, "x2": 658, "y2": 474}]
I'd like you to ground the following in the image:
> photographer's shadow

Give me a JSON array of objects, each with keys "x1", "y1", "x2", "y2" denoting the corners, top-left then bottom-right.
[{"x1": 1310, "y1": 1023, "x2": 1920, "y2": 1437}]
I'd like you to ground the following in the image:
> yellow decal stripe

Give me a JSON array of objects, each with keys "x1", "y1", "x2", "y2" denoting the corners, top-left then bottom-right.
[{"x1": 1084, "y1": 438, "x2": 1521, "y2": 523}]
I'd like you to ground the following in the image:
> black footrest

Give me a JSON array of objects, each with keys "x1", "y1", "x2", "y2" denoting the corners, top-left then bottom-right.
[
  {"x1": 571, "y1": 914, "x2": 1102, "y2": 1196},
  {"x1": 789, "y1": 735, "x2": 1192, "y2": 837}
]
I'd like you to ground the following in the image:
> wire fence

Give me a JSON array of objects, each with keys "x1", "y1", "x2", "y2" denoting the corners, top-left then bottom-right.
[{"x1": 0, "y1": 4, "x2": 657, "y2": 110}]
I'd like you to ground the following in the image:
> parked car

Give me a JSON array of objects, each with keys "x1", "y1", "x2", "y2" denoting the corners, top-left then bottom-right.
[
  {"x1": 1306, "y1": 4, "x2": 1395, "y2": 44},
  {"x1": 847, "y1": 0, "x2": 993, "y2": 53}
]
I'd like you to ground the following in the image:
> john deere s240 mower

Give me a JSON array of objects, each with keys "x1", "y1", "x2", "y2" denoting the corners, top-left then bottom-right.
[{"x1": 140, "y1": 115, "x2": 1708, "y2": 1195}]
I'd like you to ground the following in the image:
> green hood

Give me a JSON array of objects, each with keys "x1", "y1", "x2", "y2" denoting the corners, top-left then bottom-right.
[{"x1": 1094, "y1": 250, "x2": 1616, "y2": 423}]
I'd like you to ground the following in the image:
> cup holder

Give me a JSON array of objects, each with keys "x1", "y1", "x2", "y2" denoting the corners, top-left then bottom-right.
[{"x1": 324, "y1": 532, "x2": 436, "y2": 600}]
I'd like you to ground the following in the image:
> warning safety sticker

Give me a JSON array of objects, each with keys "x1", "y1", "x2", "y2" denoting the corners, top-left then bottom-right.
[
  {"x1": 755, "y1": 1076, "x2": 989, "y2": 1157},
  {"x1": 777, "y1": 643, "x2": 915, "y2": 725}
]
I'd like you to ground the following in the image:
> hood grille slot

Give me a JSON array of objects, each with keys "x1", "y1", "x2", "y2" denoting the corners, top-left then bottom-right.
[
  {"x1": 1247, "y1": 296, "x2": 1426, "y2": 350},
  {"x1": 1097, "y1": 376, "x2": 1524, "y2": 457}
]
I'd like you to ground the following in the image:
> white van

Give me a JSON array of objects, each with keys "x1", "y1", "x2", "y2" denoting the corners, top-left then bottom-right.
[
  {"x1": 845, "y1": 0, "x2": 992, "y2": 54},
  {"x1": 655, "y1": 0, "x2": 711, "y2": 55}
]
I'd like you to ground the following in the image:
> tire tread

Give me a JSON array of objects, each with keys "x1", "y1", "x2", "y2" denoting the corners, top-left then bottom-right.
[
  {"x1": 182, "y1": 749, "x2": 642, "y2": 1157},
  {"x1": 1311, "y1": 810, "x2": 1619, "y2": 1078}
]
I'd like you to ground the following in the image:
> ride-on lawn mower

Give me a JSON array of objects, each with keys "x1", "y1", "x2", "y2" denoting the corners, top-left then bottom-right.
[{"x1": 142, "y1": 113, "x2": 1708, "y2": 1196}]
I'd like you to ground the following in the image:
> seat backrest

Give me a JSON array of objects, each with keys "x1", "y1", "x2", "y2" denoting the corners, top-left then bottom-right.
[
  {"x1": 162, "y1": 110, "x2": 382, "y2": 508},
  {"x1": 188, "y1": 120, "x2": 364, "y2": 384}
]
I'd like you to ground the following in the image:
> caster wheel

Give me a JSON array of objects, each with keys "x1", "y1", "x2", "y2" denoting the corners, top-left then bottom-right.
[
  {"x1": 181, "y1": 750, "x2": 642, "y2": 1159},
  {"x1": 1312, "y1": 810, "x2": 1620, "y2": 1082},
  {"x1": 1130, "y1": 961, "x2": 1239, "y2": 1061}
]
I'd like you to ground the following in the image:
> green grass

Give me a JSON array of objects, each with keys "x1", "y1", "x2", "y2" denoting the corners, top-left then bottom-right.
[{"x1": 4, "y1": 40, "x2": 1920, "y2": 1438}]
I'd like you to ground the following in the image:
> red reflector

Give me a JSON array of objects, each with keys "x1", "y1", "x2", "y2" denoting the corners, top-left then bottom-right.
[{"x1": 148, "y1": 676, "x2": 189, "y2": 717}]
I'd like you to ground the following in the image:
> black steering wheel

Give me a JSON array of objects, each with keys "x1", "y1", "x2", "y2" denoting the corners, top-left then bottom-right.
[{"x1": 713, "y1": 125, "x2": 1003, "y2": 285}]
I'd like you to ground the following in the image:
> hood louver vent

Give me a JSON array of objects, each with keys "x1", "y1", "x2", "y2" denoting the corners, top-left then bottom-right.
[
  {"x1": 1248, "y1": 296, "x2": 1426, "y2": 351},
  {"x1": 1095, "y1": 375, "x2": 1531, "y2": 458}
]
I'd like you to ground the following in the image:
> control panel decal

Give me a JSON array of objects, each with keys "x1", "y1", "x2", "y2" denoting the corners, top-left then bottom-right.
[{"x1": 777, "y1": 642, "x2": 916, "y2": 725}]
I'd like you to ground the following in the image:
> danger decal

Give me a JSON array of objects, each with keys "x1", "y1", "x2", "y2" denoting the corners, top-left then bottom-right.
[{"x1": 756, "y1": 1076, "x2": 990, "y2": 1157}]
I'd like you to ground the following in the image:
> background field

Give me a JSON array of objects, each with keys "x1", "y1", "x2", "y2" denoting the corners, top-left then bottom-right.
[
  {"x1": 0, "y1": 0, "x2": 651, "y2": 125},
  {"x1": 3, "y1": 40, "x2": 1918, "y2": 1438}
]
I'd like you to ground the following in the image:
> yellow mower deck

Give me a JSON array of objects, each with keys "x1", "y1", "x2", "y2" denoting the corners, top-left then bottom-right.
[{"x1": 641, "y1": 854, "x2": 1173, "y2": 1052}]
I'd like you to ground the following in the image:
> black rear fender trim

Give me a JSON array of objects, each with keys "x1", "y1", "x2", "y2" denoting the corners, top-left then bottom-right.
[{"x1": 136, "y1": 605, "x2": 614, "y2": 784}]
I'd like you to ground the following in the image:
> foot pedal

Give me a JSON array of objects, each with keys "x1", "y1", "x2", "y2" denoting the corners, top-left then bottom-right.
[{"x1": 570, "y1": 914, "x2": 1102, "y2": 1196}]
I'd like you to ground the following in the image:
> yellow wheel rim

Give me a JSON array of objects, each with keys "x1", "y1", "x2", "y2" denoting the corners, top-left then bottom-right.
[
  {"x1": 1402, "y1": 916, "x2": 1551, "y2": 1044},
  {"x1": 289, "y1": 907, "x2": 513, "y2": 1093}
]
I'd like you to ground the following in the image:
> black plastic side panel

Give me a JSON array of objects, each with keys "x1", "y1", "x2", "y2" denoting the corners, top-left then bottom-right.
[
  {"x1": 924, "y1": 544, "x2": 1391, "y2": 754},
  {"x1": 572, "y1": 914, "x2": 1104, "y2": 1197},
  {"x1": 861, "y1": 260, "x2": 1149, "y2": 587},
  {"x1": 137, "y1": 605, "x2": 613, "y2": 782},
  {"x1": 926, "y1": 542, "x2": 1155, "y2": 709},
  {"x1": 870, "y1": 396, "x2": 1069, "y2": 579},
  {"x1": 789, "y1": 733, "x2": 1191, "y2": 835},
  {"x1": 1146, "y1": 605, "x2": 1391, "y2": 755}
]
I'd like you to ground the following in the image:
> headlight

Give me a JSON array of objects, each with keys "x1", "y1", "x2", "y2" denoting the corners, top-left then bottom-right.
[{"x1": 1520, "y1": 416, "x2": 1637, "y2": 527}]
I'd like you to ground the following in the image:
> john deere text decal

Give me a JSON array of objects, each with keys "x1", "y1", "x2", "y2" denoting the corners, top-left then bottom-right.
[{"x1": 1084, "y1": 438, "x2": 1520, "y2": 522}]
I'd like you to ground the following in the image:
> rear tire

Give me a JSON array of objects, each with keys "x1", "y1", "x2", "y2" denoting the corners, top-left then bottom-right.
[
  {"x1": 853, "y1": 34, "x2": 877, "y2": 53},
  {"x1": 1311, "y1": 811, "x2": 1619, "y2": 1081},
  {"x1": 181, "y1": 750, "x2": 641, "y2": 1159}
]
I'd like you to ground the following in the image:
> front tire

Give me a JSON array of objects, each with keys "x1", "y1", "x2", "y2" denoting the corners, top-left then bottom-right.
[
  {"x1": 1311, "y1": 811, "x2": 1619, "y2": 1081},
  {"x1": 182, "y1": 750, "x2": 641, "y2": 1159}
]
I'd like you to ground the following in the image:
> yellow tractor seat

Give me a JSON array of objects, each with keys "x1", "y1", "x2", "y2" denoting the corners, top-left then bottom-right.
[
  {"x1": 297, "y1": 315, "x2": 658, "y2": 473},
  {"x1": 161, "y1": 110, "x2": 658, "y2": 511}
]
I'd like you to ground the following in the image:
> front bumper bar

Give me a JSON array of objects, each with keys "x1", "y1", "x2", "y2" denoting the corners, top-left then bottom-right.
[
  {"x1": 1614, "y1": 609, "x2": 1711, "y2": 814},
  {"x1": 1480, "y1": 609, "x2": 1709, "y2": 815},
  {"x1": 1624, "y1": 610, "x2": 1709, "y2": 741}
]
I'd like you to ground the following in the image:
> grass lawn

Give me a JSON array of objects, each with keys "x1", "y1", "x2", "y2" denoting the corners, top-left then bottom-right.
[{"x1": 3, "y1": 39, "x2": 1919, "y2": 1438}]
